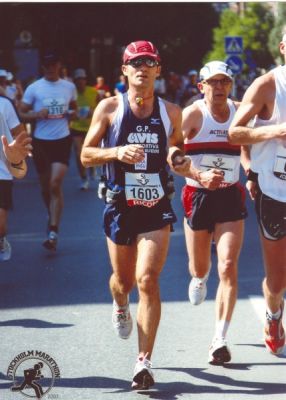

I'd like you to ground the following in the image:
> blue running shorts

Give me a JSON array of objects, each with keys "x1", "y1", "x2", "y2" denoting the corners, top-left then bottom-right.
[{"x1": 103, "y1": 196, "x2": 177, "y2": 245}]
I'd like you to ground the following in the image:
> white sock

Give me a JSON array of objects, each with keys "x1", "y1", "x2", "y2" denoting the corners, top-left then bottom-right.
[
  {"x1": 215, "y1": 320, "x2": 230, "y2": 339},
  {"x1": 113, "y1": 297, "x2": 129, "y2": 309},
  {"x1": 267, "y1": 307, "x2": 281, "y2": 320},
  {"x1": 193, "y1": 263, "x2": 211, "y2": 281},
  {"x1": 194, "y1": 275, "x2": 207, "y2": 282}
]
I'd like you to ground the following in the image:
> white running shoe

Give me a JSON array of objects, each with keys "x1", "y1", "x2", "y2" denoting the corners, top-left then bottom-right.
[
  {"x1": 0, "y1": 237, "x2": 11, "y2": 261},
  {"x1": 131, "y1": 354, "x2": 154, "y2": 390},
  {"x1": 112, "y1": 300, "x2": 133, "y2": 339},
  {"x1": 208, "y1": 337, "x2": 231, "y2": 365},
  {"x1": 42, "y1": 231, "x2": 58, "y2": 251},
  {"x1": 188, "y1": 276, "x2": 208, "y2": 305},
  {"x1": 80, "y1": 179, "x2": 90, "y2": 191}
]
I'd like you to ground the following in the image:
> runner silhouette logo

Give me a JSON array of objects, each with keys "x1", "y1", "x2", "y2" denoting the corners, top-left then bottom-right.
[{"x1": 7, "y1": 350, "x2": 61, "y2": 398}]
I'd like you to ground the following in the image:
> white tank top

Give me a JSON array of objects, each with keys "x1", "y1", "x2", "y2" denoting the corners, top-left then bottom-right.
[
  {"x1": 0, "y1": 97, "x2": 20, "y2": 180},
  {"x1": 184, "y1": 98, "x2": 240, "y2": 188},
  {"x1": 251, "y1": 65, "x2": 286, "y2": 201}
]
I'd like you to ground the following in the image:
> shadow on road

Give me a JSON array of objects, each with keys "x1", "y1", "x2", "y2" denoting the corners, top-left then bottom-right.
[
  {"x1": 1, "y1": 367, "x2": 285, "y2": 399},
  {"x1": 150, "y1": 365, "x2": 286, "y2": 398},
  {"x1": 0, "y1": 319, "x2": 73, "y2": 328},
  {"x1": 2, "y1": 160, "x2": 265, "y2": 309}
]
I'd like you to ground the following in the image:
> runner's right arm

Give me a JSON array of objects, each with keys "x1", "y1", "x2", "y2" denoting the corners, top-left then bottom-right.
[
  {"x1": 229, "y1": 74, "x2": 286, "y2": 144},
  {"x1": 81, "y1": 97, "x2": 145, "y2": 167},
  {"x1": 19, "y1": 102, "x2": 49, "y2": 122}
]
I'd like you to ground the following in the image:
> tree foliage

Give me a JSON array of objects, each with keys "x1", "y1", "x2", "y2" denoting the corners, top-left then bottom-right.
[
  {"x1": 268, "y1": 2, "x2": 286, "y2": 64},
  {"x1": 205, "y1": 3, "x2": 274, "y2": 71}
]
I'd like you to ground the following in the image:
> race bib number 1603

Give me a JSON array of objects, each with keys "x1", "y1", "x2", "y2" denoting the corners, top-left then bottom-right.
[{"x1": 125, "y1": 172, "x2": 164, "y2": 208}]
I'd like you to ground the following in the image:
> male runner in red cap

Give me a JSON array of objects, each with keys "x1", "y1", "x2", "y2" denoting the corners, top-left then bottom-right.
[{"x1": 81, "y1": 40, "x2": 195, "y2": 389}]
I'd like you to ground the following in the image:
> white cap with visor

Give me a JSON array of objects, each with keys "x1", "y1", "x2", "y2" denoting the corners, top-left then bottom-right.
[{"x1": 200, "y1": 61, "x2": 233, "y2": 81}]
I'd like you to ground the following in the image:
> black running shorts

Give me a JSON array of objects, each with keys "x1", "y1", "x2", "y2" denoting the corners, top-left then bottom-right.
[
  {"x1": 0, "y1": 180, "x2": 13, "y2": 210},
  {"x1": 32, "y1": 136, "x2": 72, "y2": 174},
  {"x1": 182, "y1": 183, "x2": 247, "y2": 232},
  {"x1": 255, "y1": 185, "x2": 286, "y2": 241}
]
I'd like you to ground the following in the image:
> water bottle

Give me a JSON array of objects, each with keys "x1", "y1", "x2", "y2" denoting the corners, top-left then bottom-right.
[
  {"x1": 97, "y1": 175, "x2": 107, "y2": 200},
  {"x1": 106, "y1": 185, "x2": 121, "y2": 204},
  {"x1": 166, "y1": 175, "x2": 175, "y2": 200}
]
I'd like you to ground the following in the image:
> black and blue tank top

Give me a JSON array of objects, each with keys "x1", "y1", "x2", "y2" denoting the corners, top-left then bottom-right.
[{"x1": 103, "y1": 92, "x2": 173, "y2": 187}]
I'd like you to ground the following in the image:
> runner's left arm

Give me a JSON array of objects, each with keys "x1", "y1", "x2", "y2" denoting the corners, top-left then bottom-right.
[
  {"x1": 66, "y1": 99, "x2": 78, "y2": 121},
  {"x1": 165, "y1": 102, "x2": 193, "y2": 176}
]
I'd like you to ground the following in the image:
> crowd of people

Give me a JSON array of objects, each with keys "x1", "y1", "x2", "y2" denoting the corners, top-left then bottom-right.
[{"x1": 0, "y1": 36, "x2": 285, "y2": 391}]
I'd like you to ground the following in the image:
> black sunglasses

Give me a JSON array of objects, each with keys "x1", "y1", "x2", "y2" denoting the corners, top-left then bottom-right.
[
  {"x1": 202, "y1": 78, "x2": 232, "y2": 86},
  {"x1": 127, "y1": 58, "x2": 159, "y2": 68}
]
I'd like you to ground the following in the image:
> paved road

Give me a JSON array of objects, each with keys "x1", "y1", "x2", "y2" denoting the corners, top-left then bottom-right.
[{"x1": 0, "y1": 155, "x2": 285, "y2": 400}]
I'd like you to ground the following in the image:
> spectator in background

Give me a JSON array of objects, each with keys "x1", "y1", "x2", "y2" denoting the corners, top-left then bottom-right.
[
  {"x1": 0, "y1": 69, "x2": 7, "y2": 96},
  {"x1": 6, "y1": 72, "x2": 23, "y2": 109},
  {"x1": 94, "y1": 76, "x2": 111, "y2": 100},
  {"x1": 154, "y1": 75, "x2": 167, "y2": 98},
  {"x1": 182, "y1": 69, "x2": 200, "y2": 107},
  {"x1": 70, "y1": 68, "x2": 99, "y2": 190},
  {"x1": 114, "y1": 74, "x2": 127, "y2": 95},
  {"x1": 166, "y1": 71, "x2": 182, "y2": 104},
  {"x1": 60, "y1": 65, "x2": 73, "y2": 82}
]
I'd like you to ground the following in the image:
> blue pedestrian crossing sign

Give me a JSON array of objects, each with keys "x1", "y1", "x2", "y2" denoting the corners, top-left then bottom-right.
[
  {"x1": 225, "y1": 36, "x2": 243, "y2": 55},
  {"x1": 225, "y1": 55, "x2": 243, "y2": 75}
]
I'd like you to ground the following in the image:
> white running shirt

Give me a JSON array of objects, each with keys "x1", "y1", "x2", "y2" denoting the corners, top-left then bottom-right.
[
  {"x1": 251, "y1": 65, "x2": 286, "y2": 202},
  {"x1": 22, "y1": 78, "x2": 77, "y2": 140},
  {"x1": 0, "y1": 97, "x2": 21, "y2": 180},
  {"x1": 184, "y1": 98, "x2": 240, "y2": 188}
]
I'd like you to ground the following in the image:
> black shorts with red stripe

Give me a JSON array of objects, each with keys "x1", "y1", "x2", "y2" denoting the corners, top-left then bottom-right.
[{"x1": 182, "y1": 183, "x2": 247, "y2": 232}]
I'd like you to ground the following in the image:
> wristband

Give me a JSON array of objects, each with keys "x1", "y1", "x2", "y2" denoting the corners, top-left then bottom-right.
[
  {"x1": 11, "y1": 160, "x2": 24, "y2": 168},
  {"x1": 247, "y1": 169, "x2": 258, "y2": 182},
  {"x1": 8, "y1": 159, "x2": 27, "y2": 179}
]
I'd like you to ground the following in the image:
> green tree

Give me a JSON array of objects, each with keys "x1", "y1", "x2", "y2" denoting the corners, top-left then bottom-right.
[
  {"x1": 268, "y1": 2, "x2": 286, "y2": 64},
  {"x1": 206, "y1": 3, "x2": 274, "y2": 71}
]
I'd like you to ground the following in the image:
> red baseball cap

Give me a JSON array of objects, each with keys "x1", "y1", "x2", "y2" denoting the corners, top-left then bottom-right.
[{"x1": 123, "y1": 40, "x2": 161, "y2": 64}]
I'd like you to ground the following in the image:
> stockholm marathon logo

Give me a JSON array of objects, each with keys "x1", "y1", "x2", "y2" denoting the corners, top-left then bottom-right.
[{"x1": 7, "y1": 350, "x2": 60, "y2": 398}]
